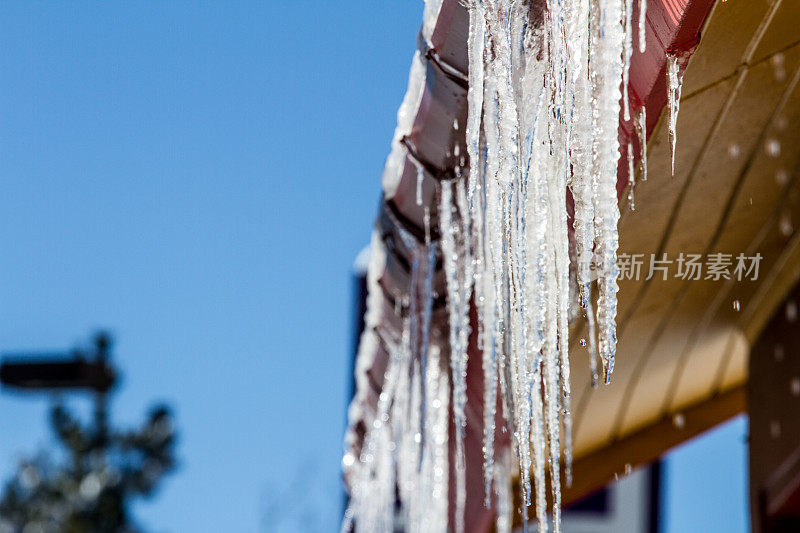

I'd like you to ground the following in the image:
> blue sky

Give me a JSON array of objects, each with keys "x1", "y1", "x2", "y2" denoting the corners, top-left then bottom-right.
[
  {"x1": 663, "y1": 416, "x2": 749, "y2": 533},
  {"x1": 0, "y1": 2, "x2": 747, "y2": 532}
]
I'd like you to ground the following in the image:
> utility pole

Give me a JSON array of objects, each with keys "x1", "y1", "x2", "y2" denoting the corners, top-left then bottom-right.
[
  {"x1": 1, "y1": 331, "x2": 117, "y2": 451},
  {"x1": 0, "y1": 332, "x2": 176, "y2": 533}
]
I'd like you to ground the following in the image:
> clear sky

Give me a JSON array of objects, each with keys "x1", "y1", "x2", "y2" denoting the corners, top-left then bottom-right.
[
  {"x1": 663, "y1": 416, "x2": 749, "y2": 533},
  {"x1": 0, "y1": 2, "x2": 747, "y2": 532}
]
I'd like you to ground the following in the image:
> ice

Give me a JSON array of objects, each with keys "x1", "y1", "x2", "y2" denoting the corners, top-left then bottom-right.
[
  {"x1": 344, "y1": 0, "x2": 646, "y2": 528},
  {"x1": 343, "y1": 228, "x2": 440, "y2": 533},
  {"x1": 628, "y1": 140, "x2": 636, "y2": 210},
  {"x1": 639, "y1": 0, "x2": 647, "y2": 54},
  {"x1": 623, "y1": 0, "x2": 634, "y2": 121},
  {"x1": 424, "y1": 206, "x2": 432, "y2": 245},
  {"x1": 635, "y1": 106, "x2": 648, "y2": 182},
  {"x1": 439, "y1": 179, "x2": 472, "y2": 532},
  {"x1": 494, "y1": 451, "x2": 513, "y2": 533},
  {"x1": 585, "y1": 295, "x2": 600, "y2": 388},
  {"x1": 456, "y1": 0, "x2": 628, "y2": 528},
  {"x1": 465, "y1": 0, "x2": 486, "y2": 211},
  {"x1": 417, "y1": 166, "x2": 424, "y2": 206},
  {"x1": 667, "y1": 53, "x2": 684, "y2": 176},
  {"x1": 341, "y1": 234, "x2": 407, "y2": 532},
  {"x1": 422, "y1": 0, "x2": 444, "y2": 42},
  {"x1": 454, "y1": 0, "x2": 628, "y2": 527},
  {"x1": 416, "y1": 344, "x2": 450, "y2": 532}
]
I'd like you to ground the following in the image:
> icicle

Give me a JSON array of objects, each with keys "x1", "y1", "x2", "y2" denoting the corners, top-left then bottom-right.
[
  {"x1": 465, "y1": 0, "x2": 486, "y2": 209},
  {"x1": 416, "y1": 166, "x2": 424, "y2": 206},
  {"x1": 415, "y1": 344, "x2": 450, "y2": 533},
  {"x1": 667, "y1": 53, "x2": 684, "y2": 176},
  {"x1": 439, "y1": 179, "x2": 471, "y2": 533},
  {"x1": 346, "y1": 0, "x2": 642, "y2": 527},
  {"x1": 591, "y1": 0, "x2": 624, "y2": 384},
  {"x1": 585, "y1": 294, "x2": 600, "y2": 387},
  {"x1": 638, "y1": 0, "x2": 647, "y2": 54},
  {"x1": 627, "y1": 140, "x2": 636, "y2": 210},
  {"x1": 343, "y1": 295, "x2": 413, "y2": 533},
  {"x1": 398, "y1": 237, "x2": 450, "y2": 533},
  {"x1": 635, "y1": 106, "x2": 648, "y2": 182},
  {"x1": 424, "y1": 206, "x2": 432, "y2": 246},
  {"x1": 623, "y1": 0, "x2": 634, "y2": 121},
  {"x1": 494, "y1": 451, "x2": 513, "y2": 533},
  {"x1": 463, "y1": 0, "x2": 624, "y2": 527}
]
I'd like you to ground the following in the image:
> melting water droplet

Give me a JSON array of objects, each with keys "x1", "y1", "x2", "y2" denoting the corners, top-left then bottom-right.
[
  {"x1": 733, "y1": 300, "x2": 740, "y2": 312},
  {"x1": 780, "y1": 214, "x2": 793, "y2": 236},
  {"x1": 775, "y1": 344, "x2": 785, "y2": 361},
  {"x1": 771, "y1": 53, "x2": 786, "y2": 82},
  {"x1": 790, "y1": 377, "x2": 800, "y2": 397},
  {"x1": 776, "y1": 169, "x2": 789, "y2": 186},
  {"x1": 728, "y1": 143, "x2": 741, "y2": 158},
  {"x1": 766, "y1": 138, "x2": 781, "y2": 158},
  {"x1": 580, "y1": 338, "x2": 587, "y2": 347},
  {"x1": 673, "y1": 413, "x2": 686, "y2": 429},
  {"x1": 786, "y1": 300, "x2": 797, "y2": 322}
]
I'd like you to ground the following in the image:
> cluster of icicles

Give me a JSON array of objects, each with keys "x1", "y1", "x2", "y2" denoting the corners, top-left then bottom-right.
[{"x1": 344, "y1": 0, "x2": 686, "y2": 531}]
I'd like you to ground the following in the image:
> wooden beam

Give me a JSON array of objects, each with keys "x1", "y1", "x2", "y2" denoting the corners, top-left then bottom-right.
[
  {"x1": 564, "y1": 385, "x2": 746, "y2": 505},
  {"x1": 508, "y1": 386, "x2": 745, "y2": 528}
]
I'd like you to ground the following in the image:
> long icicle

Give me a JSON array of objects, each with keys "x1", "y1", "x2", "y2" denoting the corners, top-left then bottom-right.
[
  {"x1": 461, "y1": 0, "x2": 627, "y2": 528},
  {"x1": 667, "y1": 53, "x2": 685, "y2": 176},
  {"x1": 344, "y1": 0, "x2": 646, "y2": 528}
]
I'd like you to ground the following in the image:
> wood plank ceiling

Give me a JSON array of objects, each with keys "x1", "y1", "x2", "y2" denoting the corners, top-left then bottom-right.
[{"x1": 568, "y1": 0, "x2": 800, "y2": 496}]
